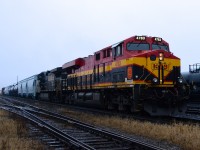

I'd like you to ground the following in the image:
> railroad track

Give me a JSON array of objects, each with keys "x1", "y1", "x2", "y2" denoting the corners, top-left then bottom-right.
[
  {"x1": 0, "y1": 96, "x2": 163, "y2": 150},
  {"x1": 3, "y1": 95, "x2": 200, "y2": 123},
  {"x1": 186, "y1": 102, "x2": 200, "y2": 115},
  {"x1": 0, "y1": 98, "x2": 69, "y2": 149},
  {"x1": 170, "y1": 101, "x2": 200, "y2": 122},
  {"x1": 0, "y1": 96, "x2": 169, "y2": 124}
]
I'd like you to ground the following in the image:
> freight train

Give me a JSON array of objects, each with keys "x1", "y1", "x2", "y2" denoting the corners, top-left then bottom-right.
[{"x1": 2, "y1": 35, "x2": 189, "y2": 116}]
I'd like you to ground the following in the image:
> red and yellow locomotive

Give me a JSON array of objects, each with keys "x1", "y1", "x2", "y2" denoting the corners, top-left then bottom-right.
[{"x1": 61, "y1": 35, "x2": 188, "y2": 116}]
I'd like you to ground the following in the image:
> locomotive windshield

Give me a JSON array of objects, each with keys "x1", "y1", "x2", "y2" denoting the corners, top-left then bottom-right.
[
  {"x1": 152, "y1": 43, "x2": 169, "y2": 51},
  {"x1": 127, "y1": 42, "x2": 169, "y2": 52},
  {"x1": 127, "y1": 43, "x2": 150, "y2": 51}
]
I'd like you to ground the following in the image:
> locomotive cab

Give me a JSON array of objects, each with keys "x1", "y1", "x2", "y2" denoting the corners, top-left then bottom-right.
[{"x1": 111, "y1": 36, "x2": 183, "y2": 87}]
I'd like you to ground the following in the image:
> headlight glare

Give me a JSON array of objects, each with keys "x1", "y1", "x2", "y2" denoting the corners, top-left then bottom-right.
[
  {"x1": 178, "y1": 78, "x2": 183, "y2": 84},
  {"x1": 152, "y1": 78, "x2": 158, "y2": 83}
]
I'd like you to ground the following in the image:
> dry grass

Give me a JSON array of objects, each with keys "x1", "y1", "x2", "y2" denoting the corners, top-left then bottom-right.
[
  {"x1": 0, "y1": 110, "x2": 44, "y2": 150},
  {"x1": 60, "y1": 108, "x2": 200, "y2": 150}
]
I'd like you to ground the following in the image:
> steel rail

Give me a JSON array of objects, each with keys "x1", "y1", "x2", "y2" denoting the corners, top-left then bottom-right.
[
  {"x1": 0, "y1": 104, "x2": 95, "y2": 150},
  {"x1": 1, "y1": 97, "x2": 164, "y2": 150},
  {"x1": 26, "y1": 107, "x2": 164, "y2": 150}
]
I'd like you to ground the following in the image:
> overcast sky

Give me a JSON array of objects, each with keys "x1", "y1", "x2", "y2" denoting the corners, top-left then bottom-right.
[{"x1": 0, "y1": 0, "x2": 200, "y2": 89}]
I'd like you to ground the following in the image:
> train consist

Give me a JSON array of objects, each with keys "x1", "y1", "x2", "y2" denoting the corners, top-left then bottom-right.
[{"x1": 2, "y1": 35, "x2": 189, "y2": 116}]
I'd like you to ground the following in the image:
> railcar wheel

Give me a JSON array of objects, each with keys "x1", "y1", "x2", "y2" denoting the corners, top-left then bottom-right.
[
  {"x1": 64, "y1": 96, "x2": 69, "y2": 104},
  {"x1": 107, "y1": 99, "x2": 114, "y2": 110},
  {"x1": 130, "y1": 100, "x2": 140, "y2": 113},
  {"x1": 101, "y1": 91, "x2": 114, "y2": 110},
  {"x1": 118, "y1": 103, "x2": 124, "y2": 111},
  {"x1": 69, "y1": 94, "x2": 75, "y2": 104}
]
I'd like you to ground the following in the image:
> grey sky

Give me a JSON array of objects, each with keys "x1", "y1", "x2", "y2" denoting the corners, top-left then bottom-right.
[{"x1": 0, "y1": 0, "x2": 200, "y2": 89}]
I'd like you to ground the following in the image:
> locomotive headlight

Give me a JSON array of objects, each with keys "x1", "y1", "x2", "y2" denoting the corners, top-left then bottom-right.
[
  {"x1": 177, "y1": 78, "x2": 183, "y2": 84},
  {"x1": 192, "y1": 85, "x2": 197, "y2": 91},
  {"x1": 152, "y1": 78, "x2": 158, "y2": 83},
  {"x1": 159, "y1": 52, "x2": 164, "y2": 61}
]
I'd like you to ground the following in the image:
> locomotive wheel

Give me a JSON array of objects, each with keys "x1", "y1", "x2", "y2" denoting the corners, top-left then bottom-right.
[
  {"x1": 101, "y1": 91, "x2": 114, "y2": 110},
  {"x1": 130, "y1": 102, "x2": 142, "y2": 113},
  {"x1": 65, "y1": 94, "x2": 74, "y2": 104},
  {"x1": 130, "y1": 101, "x2": 138, "y2": 113},
  {"x1": 65, "y1": 97, "x2": 69, "y2": 104},
  {"x1": 118, "y1": 103, "x2": 124, "y2": 111},
  {"x1": 69, "y1": 94, "x2": 75, "y2": 104},
  {"x1": 106, "y1": 97, "x2": 114, "y2": 110}
]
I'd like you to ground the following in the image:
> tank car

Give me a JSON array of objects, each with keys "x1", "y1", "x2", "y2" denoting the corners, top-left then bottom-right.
[
  {"x1": 10, "y1": 84, "x2": 18, "y2": 96},
  {"x1": 2, "y1": 87, "x2": 7, "y2": 96},
  {"x1": 2, "y1": 85, "x2": 15, "y2": 96},
  {"x1": 182, "y1": 63, "x2": 200, "y2": 99},
  {"x1": 61, "y1": 35, "x2": 188, "y2": 116}
]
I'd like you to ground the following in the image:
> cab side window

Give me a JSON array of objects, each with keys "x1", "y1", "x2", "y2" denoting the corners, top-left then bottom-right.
[
  {"x1": 96, "y1": 53, "x2": 100, "y2": 61},
  {"x1": 103, "y1": 48, "x2": 111, "y2": 58},
  {"x1": 114, "y1": 44, "x2": 123, "y2": 57}
]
